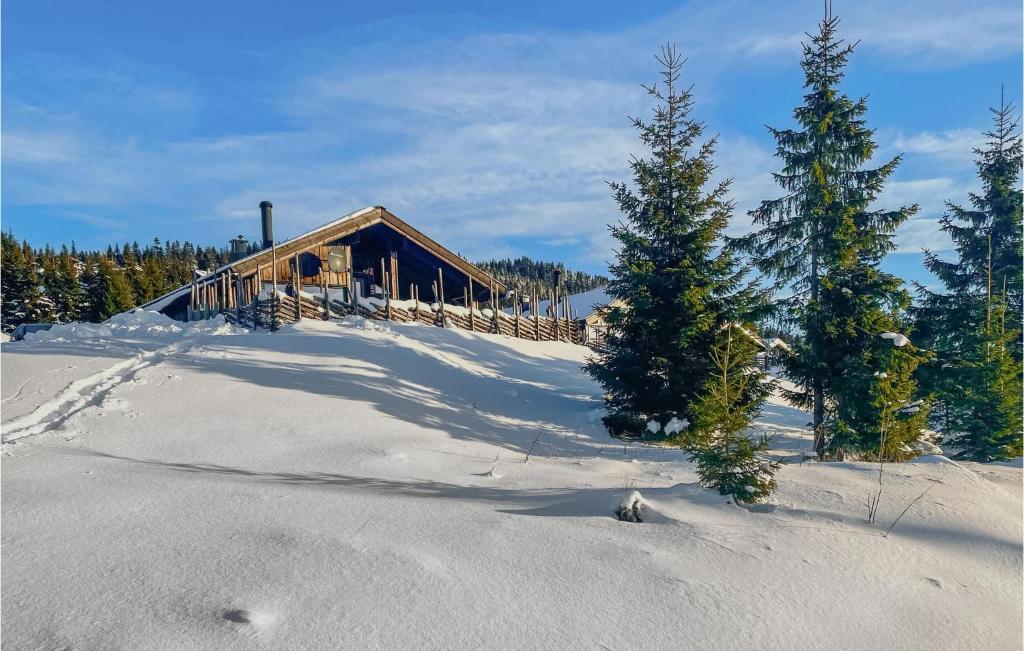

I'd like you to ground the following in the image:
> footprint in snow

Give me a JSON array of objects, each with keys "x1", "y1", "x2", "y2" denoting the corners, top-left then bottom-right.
[
  {"x1": 223, "y1": 610, "x2": 252, "y2": 624},
  {"x1": 100, "y1": 397, "x2": 130, "y2": 410},
  {"x1": 223, "y1": 608, "x2": 276, "y2": 629}
]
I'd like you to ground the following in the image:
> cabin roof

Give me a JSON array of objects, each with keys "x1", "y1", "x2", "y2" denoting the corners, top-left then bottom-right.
[{"x1": 140, "y1": 206, "x2": 504, "y2": 311}]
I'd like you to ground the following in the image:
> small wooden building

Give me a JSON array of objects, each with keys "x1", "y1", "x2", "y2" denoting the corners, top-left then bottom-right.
[
  {"x1": 138, "y1": 203, "x2": 584, "y2": 344},
  {"x1": 142, "y1": 205, "x2": 505, "y2": 321}
]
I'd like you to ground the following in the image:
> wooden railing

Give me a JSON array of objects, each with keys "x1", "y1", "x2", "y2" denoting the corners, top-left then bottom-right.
[{"x1": 224, "y1": 292, "x2": 584, "y2": 345}]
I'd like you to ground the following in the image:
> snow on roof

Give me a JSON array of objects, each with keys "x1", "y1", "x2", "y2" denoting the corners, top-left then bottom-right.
[
  {"x1": 139, "y1": 285, "x2": 192, "y2": 312},
  {"x1": 768, "y1": 337, "x2": 792, "y2": 352}
]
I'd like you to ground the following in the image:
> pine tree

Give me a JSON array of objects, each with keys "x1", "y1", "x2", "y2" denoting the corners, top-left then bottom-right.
[
  {"x1": 36, "y1": 252, "x2": 61, "y2": 323},
  {"x1": 53, "y1": 247, "x2": 84, "y2": 322},
  {"x1": 915, "y1": 95, "x2": 1023, "y2": 460},
  {"x1": 585, "y1": 45, "x2": 760, "y2": 438},
  {"x1": 2, "y1": 233, "x2": 32, "y2": 331},
  {"x1": 83, "y1": 257, "x2": 135, "y2": 322},
  {"x1": 122, "y1": 250, "x2": 155, "y2": 305},
  {"x1": 731, "y1": 11, "x2": 923, "y2": 458},
  {"x1": 1, "y1": 234, "x2": 48, "y2": 330},
  {"x1": 688, "y1": 324, "x2": 778, "y2": 503}
]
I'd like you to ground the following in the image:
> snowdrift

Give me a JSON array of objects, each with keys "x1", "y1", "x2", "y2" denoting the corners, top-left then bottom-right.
[
  {"x1": 24, "y1": 310, "x2": 239, "y2": 343},
  {"x1": 2, "y1": 315, "x2": 1021, "y2": 650}
]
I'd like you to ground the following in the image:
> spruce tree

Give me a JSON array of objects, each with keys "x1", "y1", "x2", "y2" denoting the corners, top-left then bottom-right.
[
  {"x1": 36, "y1": 252, "x2": 61, "y2": 323},
  {"x1": 585, "y1": 45, "x2": 760, "y2": 437},
  {"x1": 57, "y1": 247, "x2": 85, "y2": 322},
  {"x1": 731, "y1": 12, "x2": 923, "y2": 458},
  {"x1": 915, "y1": 95, "x2": 1023, "y2": 460},
  {"x1": 2, "y1": 233, "x2": 31, "y2": 331},
  {"x1": 688, "y1": 324, "x2": 778, "y2": 502},
  {"x1": 83, "y1": 257, "x2": 135, "y2": 322},
  {"x1": 1, "y1": 234, "x2": 46, "y2": 330}
]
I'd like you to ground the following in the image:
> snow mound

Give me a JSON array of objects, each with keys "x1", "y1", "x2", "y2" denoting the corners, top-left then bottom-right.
[
  {"x1": 615, "y1": 490, "x2": 645, "y2": 522},
  {"x1": 26, "y1": 311, "x2": 240, "y2": 343}
]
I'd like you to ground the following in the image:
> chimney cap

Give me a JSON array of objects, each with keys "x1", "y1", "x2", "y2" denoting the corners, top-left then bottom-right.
[{"x1": 259, "y1": 200, "x2": 273, "y2": 209}]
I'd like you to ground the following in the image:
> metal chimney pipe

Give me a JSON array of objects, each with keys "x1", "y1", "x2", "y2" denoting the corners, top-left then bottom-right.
[
  {"x1": 229, "y1": 235, "x2": 249, "y2": 262},
  {"x1": 259, "y1": 200, "x2": 274, "y2": 249}
]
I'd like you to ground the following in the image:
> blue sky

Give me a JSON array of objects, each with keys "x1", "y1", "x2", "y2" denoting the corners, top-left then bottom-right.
[{"x1": 3, "y1": 0, "x2": 1021, "y2": 287}]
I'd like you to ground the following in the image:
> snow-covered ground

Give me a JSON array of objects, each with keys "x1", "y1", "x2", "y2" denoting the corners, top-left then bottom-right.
[{"x1": 2, "y1": 312, "x2": 1021, "y2": 650}]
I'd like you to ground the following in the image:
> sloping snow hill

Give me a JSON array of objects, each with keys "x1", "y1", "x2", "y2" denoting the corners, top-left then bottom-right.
[{"x1": 2, "y1": 313, "x2": 1021, "y2": 650}]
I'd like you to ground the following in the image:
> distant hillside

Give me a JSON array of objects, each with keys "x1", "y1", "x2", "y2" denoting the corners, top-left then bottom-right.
[{"x1": 475, "y1": 257, "x2": 608, "y2": 299}]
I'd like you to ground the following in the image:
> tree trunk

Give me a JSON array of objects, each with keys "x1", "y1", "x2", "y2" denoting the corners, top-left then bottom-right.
[{"x1": 811, "y1": 234, "x2": 825, "y2": 459}]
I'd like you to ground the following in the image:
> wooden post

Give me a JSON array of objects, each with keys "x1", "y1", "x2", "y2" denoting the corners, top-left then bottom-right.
[
  {"x1": 293, "y1": 254, "x2": 302, "y2": 321},
  {"x1": 235, "y1": 272, "x2": 242, "y2": 323},
  {"x1": 534, "y1": 288, "x2": 540, "y2": 340},
  {"x1": 412, "y1": 283, "x2": 419, "y2": 314},
  {"x1": 271, "y1": 244, "x2": 278, "y2": 332},
  {"x1": 253, "y1": 265, "x2": 261, "y2": 330},
  {"x1": 488, "y1": 283, "x2": 495, "y2": 332},
  {"x1": 437, "y1": 268, "x2": 445, "y2": 326},
  {"x1": 389, "y1": 253, "x2": 399, "y2": 300},
  {"x1": 188, "y1": 272, "x2": 196, "y2": 321},
  {"x1": 466, "y1": 287, "x2": 474, "y2": 330},
  {"x1": 385, "y1": 271, "x2": 392, "y2": 320},
  {"x1": 551, "y1": 289, "x2": 559, "y2": 340},
  {"x1": 345, "y1": 245, "x2": 355, "y2": 311},
  {"x1": 322, "y1": 272, "x2": 329, "y2": 320},
  {"x1": 514, "y1": 283, "x2": 520, "y2": 338}
]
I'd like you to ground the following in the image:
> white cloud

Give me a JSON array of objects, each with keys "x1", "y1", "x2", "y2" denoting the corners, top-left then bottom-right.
[
  {"x1": 846, "y1": 4, "x2": 1022, "y2": 62},
  {"x1": 892, "y1": 218, "x2": 953, "y2": 254},
  {"x1": 1, "y1": 132, "x2": 83, "y2": 163},
  {"x1": 889, "y1": 128, "x2": 984, "y2": 163},
  {"x1": 710, "y1": 1, "x2": 1021, "y2": 65},
  {"x1": 2, "y1": 0, "x2": 1015, "y2": 269}
]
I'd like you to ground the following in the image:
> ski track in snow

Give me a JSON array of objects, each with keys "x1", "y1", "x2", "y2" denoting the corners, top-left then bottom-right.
[
  {"x1": 1, "y1": 362, "x2": 81, "y2": 404},
  {"x1": 1, "y1": 343, "x2": 184, "y2": 444}
]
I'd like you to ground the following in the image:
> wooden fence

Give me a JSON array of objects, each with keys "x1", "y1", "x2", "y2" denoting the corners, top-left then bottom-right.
[{"x1": 223, "y1": 290, "x2": 585, "y2": 346}]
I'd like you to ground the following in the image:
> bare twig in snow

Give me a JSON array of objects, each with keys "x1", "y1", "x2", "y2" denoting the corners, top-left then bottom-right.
[
  {"x1": 524, "y1": 433, "x2": 541, "y2": 463},
  {"x1": 884, "y1": 472, "x2": 947, "y2": 538}
]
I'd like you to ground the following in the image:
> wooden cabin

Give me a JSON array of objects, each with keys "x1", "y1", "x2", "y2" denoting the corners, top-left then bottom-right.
[
  {"x1": 141, "y1": 205, "x2": 507, "y2": 323},
  {"x1": 137, "y1": 203, "x2": 585, "y2": 344}
]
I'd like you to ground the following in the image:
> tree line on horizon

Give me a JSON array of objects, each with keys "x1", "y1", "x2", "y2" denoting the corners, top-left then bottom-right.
[
  {"x1": 475, "y1": 257, "x2": 609, "y2": 299},
  {"x1": 0, "y1": 237, "x2": 235, "y2": 329},
  {"x1": 586, "y1": 10, "x2": 1021, "y2": 505}
]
